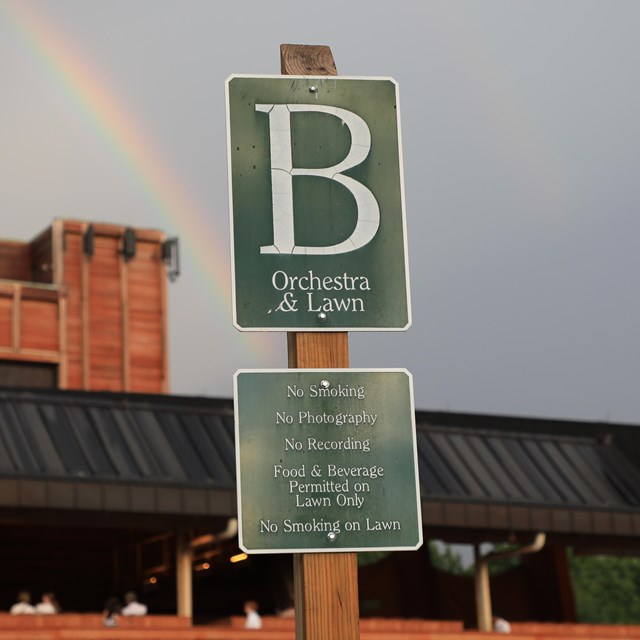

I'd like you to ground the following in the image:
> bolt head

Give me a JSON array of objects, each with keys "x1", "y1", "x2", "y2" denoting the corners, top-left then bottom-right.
[
  {"x1": 327, "y1": 531, "x2": 337, "y2": 542},
  {"x1": 320, "y1": 379, "x2": 330, "y2": 389},
  {"x1": 309, "y1": 85, "x2": 318, "y2": 93},
  {"x1": 317, "y1": 312, "x2": 328, "y2": 322}
]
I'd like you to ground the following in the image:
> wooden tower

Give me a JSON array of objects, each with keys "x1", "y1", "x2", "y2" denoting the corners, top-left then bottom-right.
[{"x1": 0, "y1": 219, "x2": 172, "y2": 393}]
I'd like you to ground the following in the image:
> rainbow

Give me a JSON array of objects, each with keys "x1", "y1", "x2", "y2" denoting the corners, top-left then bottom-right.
[{"x1": 0, "y1": 0, "x2": 277, "y2": 363}]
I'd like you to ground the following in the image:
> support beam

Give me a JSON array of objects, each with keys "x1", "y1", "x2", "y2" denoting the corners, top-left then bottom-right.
[
  {"x1": 52, "y1": 220, "x2": 68, "y2": 389},
  {"x1": 474, "y1": 533, "x2": 546, "y2": 630},
  {"x1": 80, "y1": 223, "x2": 90, "y2": 390},
  {"x1": 294, "y1": 551, "x2": 359, "y2": 639},
  {"x1": 288, "y1": 332, "x2": 358, "y2": 640},
  {"x1": 120, "y1": 256, "x2": 131, "y2": 391},
  {"x1": 12, "y1": 283, "x2": 21, "y2": 352},
  {"x1": 280, "y1": 44, "x2": 338, "y2": 76},
  {"x1": 283, "y1": 42, "x2": 359, "y2": 640},
  {"x1": 176, "y1": 529, "x2": 192, "y2": 619},
  {"x1": 474, "y1": 544, "x2": 492, "y2": 632}
]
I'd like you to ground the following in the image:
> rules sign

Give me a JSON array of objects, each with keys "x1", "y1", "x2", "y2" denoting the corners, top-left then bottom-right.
[
  {"x1": 234, "y1": 369, "x2": 422, "y2": 553},
  {"x1": 226, "y1": 75, "x2": 411, "y2": 331}
]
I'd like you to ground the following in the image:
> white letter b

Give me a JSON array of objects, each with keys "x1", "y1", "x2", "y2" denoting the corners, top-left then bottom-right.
[{"x1": 256, "y1": 103, "x2": 380, "y2": 255}]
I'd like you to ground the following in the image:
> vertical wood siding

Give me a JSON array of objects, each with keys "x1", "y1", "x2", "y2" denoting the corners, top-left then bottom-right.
[
  {"x1": 88, "y1": 234, "x2": 124, "y2": 390},
  {"x1": 29, "y1": 228, "x2": 53, "y2": 285},
  {"x1": 63, "y1": 231, "x2": 84, "y2": 389},
  {"x1": 20, "y1": 291, "x2": 59, "y2": 351},
  {"x1": 128, "y1": 239, "x2": 165, "y2": 393},
  {"x1": 0, "y1": 295, "x2": 12, "y2": 348},
  {"x1": 0, "y1": 221, "x2": 168, "y2": 393},
  {"x1": 0, "y1": 241, "x2": 31, "y2": 281},
  {"x1": 60, "y1": 221, "x2": 167, "y2": 393}
]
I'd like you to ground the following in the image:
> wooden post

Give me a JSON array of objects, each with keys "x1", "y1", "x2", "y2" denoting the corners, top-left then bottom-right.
[
  {"x1": 176, "y1": 528, "x2": 193, "y2": 619},
  {"x1": 159, "y1": 234, "x2": 170, "y2": 393},
  {"x1": 80, "y1": 223, "x2": 91, "y2": 390},
  {"x1": 12, "y1": 283, "x2": 21, "y2": 352},
  {"x1": 474, "y1": 543, "x2": 492, "y2": 631},
  {"x1": 120, "y1": 255, "x2": 131, "y2": 391},
  {"x1": 52, "y1": 220, "x2": 69, "y2": 389},
  {"x1": 282, "y1": 44, "x2": 360, "y2": 640}
]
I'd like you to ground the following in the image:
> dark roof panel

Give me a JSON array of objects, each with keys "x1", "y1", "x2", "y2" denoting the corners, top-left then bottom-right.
[
  {"x1": 0, "y1": 389, "x2": 236, "y2": 490},
  {"x1": 418, "y1": 418, "x2": 640, "y2": 511},
  {"x1": 87, "y1": 407, "x2": 140, "y2": 479},
  {"x1": 0, "y1": 388, "x2": 638, "y2": 524}
]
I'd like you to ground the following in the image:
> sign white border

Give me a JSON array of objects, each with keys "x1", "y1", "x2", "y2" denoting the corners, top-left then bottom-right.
[
  {"x1": 226, "y1": 75, "x2": 412, "y2": 332},
  {"x1": 233, "y1": 367, "x2": 423, "y2": 554}
]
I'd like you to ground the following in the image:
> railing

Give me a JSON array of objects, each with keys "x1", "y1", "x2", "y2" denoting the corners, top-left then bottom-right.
[
  {"x1": 0, "y1": 280, "x2": 63, "y2": 363},
  {"x1": 0, "y1": 615, "x2": 638, "y2": 640}
]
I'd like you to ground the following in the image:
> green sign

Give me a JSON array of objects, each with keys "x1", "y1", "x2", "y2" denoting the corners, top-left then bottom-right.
[
  {"x1": 226, "y1": 75, "x2": 411, "y2": 331},
  {"x1": 234, "y1": 369, "x2": 422, "y2": 553}
]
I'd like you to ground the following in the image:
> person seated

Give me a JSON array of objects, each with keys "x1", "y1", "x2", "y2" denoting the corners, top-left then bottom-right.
[
  {"x1": 244, "y1": 600, "x2": 262, "y2": 629},
  {"x1": 493, "y1": 615, "x2": 512, "y2": 633},
  {"x1": 35, "y1": 592, "x2": 60, "y2": 614},
  {"x1": 103, "y1": 597, "x2": 121, "y2": 626},
  {"x1": 10, "y1": 591, "x2": 36, "y2": 615},
  {"x1": 120, "y1": 591, "x2": 148, "y2": 616}
]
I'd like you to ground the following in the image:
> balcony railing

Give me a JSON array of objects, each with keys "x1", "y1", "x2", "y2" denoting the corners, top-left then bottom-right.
[{"x1": 0, "y1": 280, "x2": 64, "y2": 363}]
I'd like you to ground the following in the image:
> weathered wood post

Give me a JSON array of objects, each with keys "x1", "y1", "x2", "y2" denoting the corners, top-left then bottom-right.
[
  {"x1": 281, "y1": 43, "x2": 360, "y2": 640},
  {"x1": 227, "y1": 42, "x2": 417, "y2": 640}
]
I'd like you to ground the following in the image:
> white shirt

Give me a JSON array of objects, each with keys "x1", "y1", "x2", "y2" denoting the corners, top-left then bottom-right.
[
  {"x1": 245, "y1": 610, "x2": 262, "y2": 629},
  {"x1": 10, "y1": 602, "x2": 36, "y2": 615},
  {"x1": 35, "y1": 602, "x2": 57, "y2": 614},
  {"x1": 494, "y1": 617, "x2": 512, "y2": 633},
  {"x1": 121, "y1": 601, "x2": 148, "y2": 616}
]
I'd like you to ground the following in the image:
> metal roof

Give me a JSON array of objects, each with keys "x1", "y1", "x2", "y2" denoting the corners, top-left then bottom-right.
[
  {"x1": 0, "y1": 389, "x2": 238, "y2": 520},
  {"x1": 418, "y1": 411, "x2": 640, "y2": 539},
  {"x1": 0, "y1": 388, "x2": 638, "y2": 537},
  {"x1": 417, "y1": 422, "x2": 640, "y2": 511},
  {"x1": 0, "y1": 389, "x2": 236, "y2": 488}
]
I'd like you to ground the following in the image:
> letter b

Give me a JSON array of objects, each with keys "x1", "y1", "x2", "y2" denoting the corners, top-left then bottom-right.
[{"x1": 256, "y1": 104, "x2": 380, "y2": 255}]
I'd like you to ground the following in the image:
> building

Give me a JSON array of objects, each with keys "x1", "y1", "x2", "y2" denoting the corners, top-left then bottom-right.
[
  {"x1": 0, "y1": 219, "x2": 170, "y2": 393},
  {"x1": 0, "y1": 220, "x2": 639, "y2": 624}
]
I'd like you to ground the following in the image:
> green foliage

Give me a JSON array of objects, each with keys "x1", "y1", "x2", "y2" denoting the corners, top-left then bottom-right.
[
  {"x1": 428, "y1": 541, "x2": 521, "y2": 577},
  {"x1": 570, "y1": 552, "x2": 640, "y2": 624},
  {"x1": 485, "y1": 542, "x2": 522, "y2": 576},
  {"x1": 427, "y1": 542, "x2": 640, "y2": 623},
  {"x1": 357, "y1": 551, "x2": 391, "y2": 567},
  {"x1": 428, "y1": 541, "x2": 473, "y2": 576},
  {"x1": 425, "y1": 543, "x2": 640, "y2": 624}
]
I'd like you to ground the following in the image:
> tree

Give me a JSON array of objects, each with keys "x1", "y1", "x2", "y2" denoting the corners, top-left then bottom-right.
[
  {"x1": 428, "y1": 541, "x2": 473, "y2": 575},
  {"x1": 569, "y1": 553, "x2": 640, "y2": 623},
  {"x1": 428, "y1": 541, "x2": 522, "y2": 577}
]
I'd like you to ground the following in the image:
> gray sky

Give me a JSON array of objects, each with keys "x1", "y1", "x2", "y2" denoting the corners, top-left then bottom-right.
[{"x1": 1, "y1": 0, "x2": 639, "y2": 423}]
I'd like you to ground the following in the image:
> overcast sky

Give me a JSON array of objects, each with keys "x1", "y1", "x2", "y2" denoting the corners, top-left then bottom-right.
[{"x1": 1, "y1": 0, "x2": 639, "y2": 424}]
